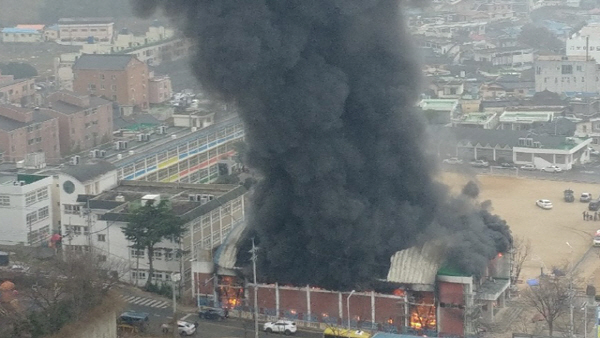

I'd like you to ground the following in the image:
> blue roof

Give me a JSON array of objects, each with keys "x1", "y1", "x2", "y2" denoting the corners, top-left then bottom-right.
[{"x1": 1, "y1": 28, "x2": 41, "y2": 34}]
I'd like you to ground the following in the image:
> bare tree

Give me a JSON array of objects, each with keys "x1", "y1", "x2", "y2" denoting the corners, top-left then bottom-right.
[
  {"x1": 522, "y1": 274, "x2": 571, "y2": 336},
  {"x1": 512, "y1": 236, "x2": 531, "y2": 286}
]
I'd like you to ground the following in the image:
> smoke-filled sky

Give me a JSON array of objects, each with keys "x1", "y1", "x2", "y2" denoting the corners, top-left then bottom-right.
[{"x1": 133, "y1": 0, "x2": 512, "y2": 290}]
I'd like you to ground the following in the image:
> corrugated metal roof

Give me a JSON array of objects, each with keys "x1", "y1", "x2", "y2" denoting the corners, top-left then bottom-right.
[
  {"x1": 73, "y1": 54, "x2": 135, "y2": 71},
  {"x1": 386, "y1": 243, "x2": 444, "y2": 286}
]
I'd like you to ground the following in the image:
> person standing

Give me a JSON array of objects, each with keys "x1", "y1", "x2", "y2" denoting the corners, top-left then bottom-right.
[{"x1": 584, "y1": 211, "x2": 587, "y2": 220}]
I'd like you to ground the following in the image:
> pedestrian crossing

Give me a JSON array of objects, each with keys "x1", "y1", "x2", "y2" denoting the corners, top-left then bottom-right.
[{"x1": 120, "y1": 295, "x2": 171, "y2": 309}]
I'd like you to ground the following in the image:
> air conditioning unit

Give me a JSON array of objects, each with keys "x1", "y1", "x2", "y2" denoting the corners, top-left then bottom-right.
[
  {"x1": 171, "y1": 134, "x2": 177, "y2": 139},
  {"x1": 121, "y1": 140, "x2": 128, "y2": 149},
  {"x1": 99, "y1": 150, "x2": 107, "y2": 158},
  {"x1": 518, "y1": 138, "x2": 525, "y2": 146},
  {"x1": 200, "y1": 196, "x2": 208, "y2": 204},
  {"x1": 70, "y1": 155, "x2": 80, "y2": 165},
  {"x1": 90, "y1": 149, "x2": 100, "y2": 158},
  {"x1": 128, "y1": 150, "x2": 135, "y2": 155},
  {"x1": 189, "y1": 195, "x2": 197, "y2": 202},
  {"x1": 144, "y1": 134, "x2": 151, "y2": 141},
  {"x1": 526, "y1": 138, "x2": 534, "y2": 147},
  {"x1": 13, "y1": 181, "x2": 25, "y2": 186},
  {"x1": 138, "y1": 134, "x2": 144, "y2": 142},
  {"x1": 157, "y1": 126, "x2": 168, "y2": 134},
  {"x1": 533, "y1": 141, "x2": 541, "y2": 148},
  {"x1": 191, "y1": 127, "x2": 197, "y2": 132},
  {"x1": 117, "y1": 154, "x2": 123, "y2": 160}
]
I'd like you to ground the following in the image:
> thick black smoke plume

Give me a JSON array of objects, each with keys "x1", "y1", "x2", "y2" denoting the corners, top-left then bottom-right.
[{"x1": 134, "y1": 0, "x2": 512, "y2": 290}]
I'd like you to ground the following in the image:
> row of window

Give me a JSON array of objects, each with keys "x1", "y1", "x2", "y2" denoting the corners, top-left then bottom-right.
[
  {"x1": 570, "y1": 46, "x2": 600, "y2": 51},
  {"x1": 131, "y1": 270, "x2": 173, "y2": 281},
  {"x1": 65, "y1": 225, "x2": 88, "y2": 236},
  {"x1": 61, "y1": 28, "x2": 108, "y2": 33},
  {"x1": 542, "y1": 77, "x2": 591, "y2": 83},
  {"x1": 25, "y1": 187, "x2": 49, "y2": 206},
  {"x1": 64, "y1": 204, "x2": 81, "y2": 214},
  {"x1": 0, "y1": 195, "x2": 9, "y2": 207},
  {"x1": 130, "y1": 248, "x2": 176, "y2": 260},
  {"x1": 27, "y1": 225, "x2": 50, "y2": 245},
  {"x1": 28, "y1": 137, "x2": 42, "y2": 145}
]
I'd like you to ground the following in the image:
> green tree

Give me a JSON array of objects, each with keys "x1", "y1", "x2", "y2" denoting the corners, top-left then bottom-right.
[
  {"x1": 0, "y1": 62, "x2": 38, "y2": 79},
  {"x1": 121, "y1": 200, "x2": 186, "y2": 288}
]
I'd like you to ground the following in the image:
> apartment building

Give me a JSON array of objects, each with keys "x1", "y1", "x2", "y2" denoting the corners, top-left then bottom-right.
[
  {"x1": 0, "y1": 173, "x2": 54, "y2": 246},
  {"x1": 534, "y1": 55, "x2": 599, "y2": 95},
  {"x1": 62, "y1": 181, "x2": 246, "y2": 291},
  {"x1": 0, "y1": 105, "x2": 61, "y2": 163},
  {"x1": 148, "y1": 75, "x2": 172, "y2": 104},
  {"x1": 58, "y1": 17, "x2": 114, "y2": 43},
  {"x1": 43, "y1": 91, "x2": 113, "y2": 155},
  {"x1": 0, "y1": 73, "x2": 36, "y2": 105},
  {"x1": 72, "y1": 54, "x2": 149, "y2": 111}
]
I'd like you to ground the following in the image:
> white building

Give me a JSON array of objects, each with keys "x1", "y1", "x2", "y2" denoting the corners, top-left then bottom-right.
[
  {"x1": 61, "y1": 180, "x2": 247, "y2": 295},
  {"x1": 566, "y1": 23, "x2": 600, "y2": 62},
  {"x1": 0, "y1": 173, "x2": 54, "y2": 246},
  {"x1": 498, "y1": 109, "x2": 560, "y2": 130},
  {"x1": 534, "y1": 55, "x2": 599, "y2": 94}
]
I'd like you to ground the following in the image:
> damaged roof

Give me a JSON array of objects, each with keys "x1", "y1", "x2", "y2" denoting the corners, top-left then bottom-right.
[{"x1": 386, "y1": 243, "x2": 444, "y2": 288}]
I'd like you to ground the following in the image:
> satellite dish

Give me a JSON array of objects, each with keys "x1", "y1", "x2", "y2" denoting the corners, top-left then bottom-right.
[{"x1": 171, "y1": 273, "x2": 181, "y2": 282}]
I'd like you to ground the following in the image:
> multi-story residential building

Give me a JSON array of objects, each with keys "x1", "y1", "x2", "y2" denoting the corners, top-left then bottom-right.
[
  {"x1": 58, "y1": 17, "x2": 114, "y2": 43},
  {"x1": 534, "y1": 55, "x2": 599, "y2": 95},
  {"x1": 61, "y1": 180, "x2": 246, "y2": 293},
  {"x1": 576, "y1": 117, "x2": 600, "y2": 145},
  {"x1": 148, "y1": 74, "x2": 172, "y2": 104},
  {"x1": 72, "y1": 54, "x2": 149, "y2": 111},
  {"x1": 0, "y1": 73, "x2": 36, "y2": 105},
  {"x1": 43, "y1": 91, "x2": 113, "y2": 156},
  {"x1": 0, "y1": 105, "x2": 61, "y2": 164},
  {"x1": 0, "y1": 173, "x2": 54, "y2": 246}
]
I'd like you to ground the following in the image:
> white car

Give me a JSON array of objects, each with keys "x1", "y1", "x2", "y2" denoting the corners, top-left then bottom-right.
[
  {"x1": 178, "y1": 321, "x2": 196, "y2": 336},
  {"x1": 536, "y1": 199, "x2": 553, "y2": 209},
  {"x1": 470, "y1": 160, "x2": 489, "y2": 167},
  {"x1": 442, "y1": 157, "x2": 463, "y2": 165},
  {"x1": 520, "y1": 164, "x2": 536, "y2": 171},
  {"x1": 263, "y1": 320, "x2": 297, "y2": 335},
  {"x1": 541, "y1": 166, "x2": 562, "y2": 173}
]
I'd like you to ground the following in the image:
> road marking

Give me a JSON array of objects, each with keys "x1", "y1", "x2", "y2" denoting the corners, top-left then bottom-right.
[
  {"x1": 138, "y1": 299, "x2": 157, "y2": 306},
  {"x1": 146, "y1": 300, "x2": 162, "y2": 307},
  {"x1": 181, "y1": 314, "x2": 192, "y2": 320}
]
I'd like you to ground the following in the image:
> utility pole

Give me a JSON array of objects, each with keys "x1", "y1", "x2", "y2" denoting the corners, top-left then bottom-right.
[
  {"x1": 250, "y1": 238, "x2": 259, "y2": 338},
  {"x1": 172, "y1": 272, "x2": 181, "y2": 338},
  {"x1": 567, "y1": 242, "x2": 575, "y2": 338}
]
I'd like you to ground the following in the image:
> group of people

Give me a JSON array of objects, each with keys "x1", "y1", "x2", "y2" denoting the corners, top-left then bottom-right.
[{"x1": 582, "y1": 211, "x2": 600, "y2": 221}]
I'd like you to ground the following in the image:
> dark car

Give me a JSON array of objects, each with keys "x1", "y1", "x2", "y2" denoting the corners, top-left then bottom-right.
[
  {"x1": 589, "y1": 199, "x2": 600, "y2": 211},
  {"x1": 198, "y1": 307, "x2": 227, "y2": 320}
]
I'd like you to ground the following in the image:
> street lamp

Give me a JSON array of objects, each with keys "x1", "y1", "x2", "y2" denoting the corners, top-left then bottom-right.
[{"x1": 347, "y1": 290, "x2": 356, "y2": 329}]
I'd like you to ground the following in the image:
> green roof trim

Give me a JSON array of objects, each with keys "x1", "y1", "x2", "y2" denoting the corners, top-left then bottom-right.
[
  {"x1": 437, "y1": 264, "x2": 471, "y2": 277},
  {"x1": 16, "y1": 174, "x2": 48, "y2": 185}
]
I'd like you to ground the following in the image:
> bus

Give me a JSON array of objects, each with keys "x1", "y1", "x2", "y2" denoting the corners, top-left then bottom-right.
[{"x1": 323, "y1": 327, "x2": 372, "y2": 338}]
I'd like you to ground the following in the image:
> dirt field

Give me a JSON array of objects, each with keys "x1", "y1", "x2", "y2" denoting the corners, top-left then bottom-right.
[{"x1": 440, "y1": 173, "x2": 600, "y2": 285}]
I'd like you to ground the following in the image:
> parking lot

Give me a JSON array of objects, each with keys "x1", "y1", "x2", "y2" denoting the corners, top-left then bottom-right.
[{"x1": 440, "y1": 171, "x2": 600, "y2": 287}]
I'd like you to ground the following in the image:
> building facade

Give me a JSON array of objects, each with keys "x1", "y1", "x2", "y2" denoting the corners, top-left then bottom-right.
[
  {"x1": 0, "y1": 105, "x2": 61, "y2": 164},
  {"x1": 148, "y1": 75, "x2": 172, "y2": 104},
  {"x1": 61, "y1": 181, "x2": 246, "y2": 293},
  {"x1": 109, "y1": 115, "x2": 244, "y2": 184},
  {"x1": 534, "y1": 55, "x2": 599, "y2": 94},
  {"x1": 44, "y1": 91, "x2": 113, "y2": 155},
  {"x1": 72, "y1": 54, "x2": 149, "y2": 111},
  {"x1": 0, "y1": 174, "x2": 54, "y2": 246},
  {"x1": 1, "y1": 27, "x2": 43, "y2": 43},
  {"x1": 0, "y1": 74, "x2": 36, "y2": 105},
  {"x1": 58, "y1": 17, "x2": 114, "y2": 43}
]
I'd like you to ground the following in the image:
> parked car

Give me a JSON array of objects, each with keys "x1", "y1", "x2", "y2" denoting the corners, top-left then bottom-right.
[
  {"x1": 581, "y1": 193, "x2": 592, "y2": 203},
  {"x1": 594, "y1": 230, "x2": 600, "y2": 247},
  {"x1": 564, "y1": 189, "x2": 574, "y2": 203},
  {"x1": 470, "y1": 160, "x2": 489, "y2": 167},
  {"x1": 590, "y1": 199, "x2": 600, "y2": 211},
  {"x1": 536, "y1": 199, "x2": 553, "y2": 210},
  {"x1": 541, "y1": 166, "x2": 562, "y2": 173},
  {"x1": 520, "y1": 164, "x2": 536, "y2": 171},
  {"x1": 263, "y1": 320, "x2": 298, "y2": 335},
  {"x1": 500, "y1": 162, "x2": 514, "y2": 168},
  {"x1": 442, "y1": 157, "x2": 463, "y2": 165},
  {"x1": 178, "y1": 321, "x2": 196, "y2": 336},
  {"x1": 198, "y1": 307, "x2": 227, "y2": 320}
]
